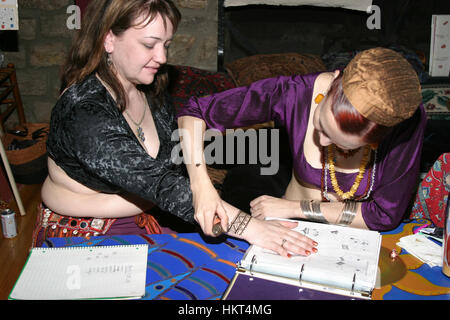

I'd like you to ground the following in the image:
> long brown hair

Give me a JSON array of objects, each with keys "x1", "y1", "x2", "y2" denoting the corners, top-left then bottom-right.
[{"x1": 60, "y1": 0, "x2": 181, "y2": 111}]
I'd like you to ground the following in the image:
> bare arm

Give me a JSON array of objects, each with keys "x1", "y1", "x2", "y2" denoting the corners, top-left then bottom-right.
[
  {"x1": 177, "y1": 115, "x2": 229, "y2": 236},
  {"x1": 250, "y1": 196, "x2": 368, "y2": 229}
]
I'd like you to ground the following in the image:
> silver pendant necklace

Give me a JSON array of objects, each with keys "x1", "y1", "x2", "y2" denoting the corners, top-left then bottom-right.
[{"x1": 125, "y1": 102, "x2": 147, "y2": 143}]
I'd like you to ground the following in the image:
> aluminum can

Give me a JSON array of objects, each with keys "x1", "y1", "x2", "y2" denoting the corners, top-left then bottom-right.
[{"x1": 1, "y1": 209, "x2": 17, "y2": 238}]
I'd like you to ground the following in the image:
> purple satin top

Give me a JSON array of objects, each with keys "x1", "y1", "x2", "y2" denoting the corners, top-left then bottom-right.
[{"x1": 177, "y1": 73, "x2": 427, "y2": 231}]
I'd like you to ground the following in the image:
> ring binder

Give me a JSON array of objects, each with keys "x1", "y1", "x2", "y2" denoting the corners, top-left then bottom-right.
[
  {"x1": 249, "y1": 255, "x2": 257, "y2": 275},
  {"x1": 298, "y1": 264, "x2": 305, "y2": 286},
  {"x1": 226, "y1": 219, "x2": 381, "y2": 300},
  {"x1": 350, "y1": 273, "x2": 356, "y2": 296}
]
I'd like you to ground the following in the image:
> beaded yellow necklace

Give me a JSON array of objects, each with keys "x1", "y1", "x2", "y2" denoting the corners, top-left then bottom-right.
[{"x1": 327, "y1": 144, "x2": 371, "y2": 200}]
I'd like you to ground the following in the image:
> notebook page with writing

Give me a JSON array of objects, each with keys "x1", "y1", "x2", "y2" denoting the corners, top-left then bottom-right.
[
  {"x1": 9, "y1": 245, "x2": 148, "y2": 300},
  {"x1": 240, "y1": 219, "x2": 381, "y2": 294}
]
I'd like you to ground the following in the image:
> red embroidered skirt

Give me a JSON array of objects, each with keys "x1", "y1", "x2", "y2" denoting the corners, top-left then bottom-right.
[{"x1": 32, "y1": 203, "x2": 162, "y2": 247}]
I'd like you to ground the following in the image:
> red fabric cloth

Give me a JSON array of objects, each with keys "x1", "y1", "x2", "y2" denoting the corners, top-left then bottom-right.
[
  {"x1": 167, "y1": 65, "x2": 236, "y2": 113},
  {"x1": 76, "y1": 0, "x2": 90, "y2": 17},
  {"x1": 32, "y1": 203, "x2": 162, "y2": 247},
  {"x1": 410, "y1": 153, "x2": 450, "y2": 228}
]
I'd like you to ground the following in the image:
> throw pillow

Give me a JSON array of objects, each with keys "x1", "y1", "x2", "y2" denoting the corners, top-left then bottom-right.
[
  {"x1": 225, "y1": 53, "x2": 327, "y2": 87},
  {"x1": 167, "y1": 64, "x2": 236, "y2": 113}
]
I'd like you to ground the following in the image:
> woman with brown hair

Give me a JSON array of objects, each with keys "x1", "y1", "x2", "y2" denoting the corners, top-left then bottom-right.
[
  {"x1": 34, "y1": 0, "x2": 317, "y2": 257},
  {"x1": 178, "y1": 47, "x2": 427, "y2": 243}
]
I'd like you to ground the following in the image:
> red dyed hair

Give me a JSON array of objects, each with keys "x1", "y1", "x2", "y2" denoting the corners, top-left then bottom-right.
[{"x1": 327, "y1": 72, "x2": 391, "y2": 144}]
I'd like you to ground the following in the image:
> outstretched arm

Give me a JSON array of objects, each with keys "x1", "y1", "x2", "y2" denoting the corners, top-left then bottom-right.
[
  {"x1": 177, "y1": 115, "x2": 229, "y2": 236},
  {"x1": 177, "y1": 116, "x2": 318, "y2": 256},
  {"x1": 250, "y1": 195, "x2": 368, "y2": 229},
  {"x1": 176, "y1": 77, "x2": 294, "y2": 235}
]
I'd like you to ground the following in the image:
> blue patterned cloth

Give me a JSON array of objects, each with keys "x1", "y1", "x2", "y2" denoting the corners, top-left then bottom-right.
[
  {"x1": 42, "y1": 233, "x2": 248, "y2": 300},
  {"x1": 42, "y1": 221, "x2": 450, "y2": 300}
]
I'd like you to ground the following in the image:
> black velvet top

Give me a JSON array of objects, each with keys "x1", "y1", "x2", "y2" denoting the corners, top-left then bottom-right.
[{"x1": 47, "y1": 74, "x2": 195, "y2": 223}]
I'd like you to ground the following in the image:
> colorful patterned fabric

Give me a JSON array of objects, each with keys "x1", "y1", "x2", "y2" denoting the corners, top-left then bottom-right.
[
  {"x1": 32, "y1": 203, "x2": 162, "y2": 247},
  {"x1": 374, "y1": 219, "x2": 450, "y2": 300},
  {"x1": 410, "y1": 153, "x2": 450, "y2": 228},
  {"x1": 42, "y1": 233, "x2": 248, "y2": 300},
  {"x1": 421, "y1": 84, "x2": 450, "y2": 120},
  {"x1": 40, "y1": 220, "x2": 450, "y2": 300},
  {"x1": 75, "y1": 0, "x2": 90, "y2": 18},
  {"x1": 167, "y1": 64, "x2": 236, "y2": 113}
]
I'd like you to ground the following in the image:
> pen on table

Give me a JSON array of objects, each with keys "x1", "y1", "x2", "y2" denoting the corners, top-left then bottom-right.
[
  {"x1": 413, "y1": 223, "x2": 430, "y2": 234},
  {"x1": 413, "y1": 224, "x2": 443, "y2": 245}
]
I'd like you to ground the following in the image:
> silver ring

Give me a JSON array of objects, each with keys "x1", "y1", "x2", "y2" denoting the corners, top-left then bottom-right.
[{"x1": 281, "y1": 239, "x2": 287, "y2": 248}]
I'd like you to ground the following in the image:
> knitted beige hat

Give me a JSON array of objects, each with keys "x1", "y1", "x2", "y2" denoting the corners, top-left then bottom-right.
[{"x1": 342, "y1": 47, "x2": 422, "y2": 127}]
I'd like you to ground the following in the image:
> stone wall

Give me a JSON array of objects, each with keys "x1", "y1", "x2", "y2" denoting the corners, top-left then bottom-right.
[{"x1": 3, "y1": 0, "x2": 218, "y2": 124}]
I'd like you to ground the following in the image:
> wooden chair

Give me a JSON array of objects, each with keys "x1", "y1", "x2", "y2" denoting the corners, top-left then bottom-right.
[
  {"x1": 0, "y1": 63, "x2": 26, "y2": 133},
  {"x1": 0, "y1": 63, "x2": 27, "y2": 216}
]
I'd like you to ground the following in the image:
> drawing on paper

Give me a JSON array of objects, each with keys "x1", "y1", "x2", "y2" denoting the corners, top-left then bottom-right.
[{"x1": 0, "y1": 0, "x2": 18, "y2": 30}]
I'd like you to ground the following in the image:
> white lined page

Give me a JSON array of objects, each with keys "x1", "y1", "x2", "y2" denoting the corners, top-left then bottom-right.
[{"x1": 10, "y1": 245, "x2": 148, "y2": 300}]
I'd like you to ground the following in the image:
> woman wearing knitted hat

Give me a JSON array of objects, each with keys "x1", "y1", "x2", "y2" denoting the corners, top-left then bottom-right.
[{"x1": 178, "y1": 47, "x2": 426, "y2": 245}]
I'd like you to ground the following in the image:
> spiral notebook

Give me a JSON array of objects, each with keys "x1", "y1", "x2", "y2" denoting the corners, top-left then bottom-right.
[
  {"x1": 9, "y1": 245, "x2": 148, "y2": 300},
  {"x1": 223, "y1": 219, "x2": 382, "y2": 300}
]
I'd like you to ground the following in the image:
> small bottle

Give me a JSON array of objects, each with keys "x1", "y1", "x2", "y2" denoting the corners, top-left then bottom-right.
[
  {"x1": 1, "y1": 209, "x2": 17, "y2": 239},
  {"x1": 443, "y1": 195, "x2": 450, "y2": 277}
]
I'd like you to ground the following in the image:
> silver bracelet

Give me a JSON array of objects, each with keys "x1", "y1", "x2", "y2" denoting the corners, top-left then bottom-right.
[
  {"x1": 300, "y1": 200, "x2": 311, "y2": 216},
  {"x1": 300, "y1": 200, "x2": 328, "y2": 224},
  {"x1": 337, "y1": 201, "x2": 357, "y2": 226}
]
